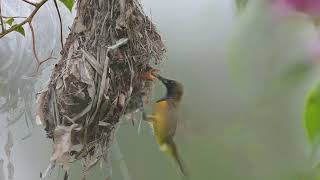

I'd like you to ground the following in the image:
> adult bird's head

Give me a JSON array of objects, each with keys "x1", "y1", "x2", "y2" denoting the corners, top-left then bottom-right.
[{"x1": 155, "y1": 74, "x2": 184, "y2": 102}]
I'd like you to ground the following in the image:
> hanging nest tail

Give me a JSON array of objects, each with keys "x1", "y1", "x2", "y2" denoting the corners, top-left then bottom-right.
[{"x1": 35, "y1": 0, "x2": 165, "y2": 177}]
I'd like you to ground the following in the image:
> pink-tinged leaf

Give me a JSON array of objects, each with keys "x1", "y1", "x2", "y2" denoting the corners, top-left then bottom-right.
[{"x1": 273, "y1": 0, "x2": 320, "y2": 17}]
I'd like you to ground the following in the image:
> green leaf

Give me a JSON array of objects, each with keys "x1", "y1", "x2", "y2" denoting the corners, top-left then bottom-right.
[
  {"x1": 305, "y1": 82, "x2": 320, "y2": 144},
  {"x1": 59, "y1": 0, "x2": 74, "y2": 12},
  {"x1": 235, "y1": 0, "x2": 249, "y2": 12},
  {"x1": 14, "y1": 25, "x2": 25, "y2": 36},
  {"x1": 6, "y1": 18, "x2": 14, "y2": 26}
]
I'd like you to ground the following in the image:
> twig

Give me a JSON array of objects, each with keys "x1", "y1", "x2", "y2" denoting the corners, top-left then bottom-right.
[
  {"x1": 38, "y1": 50, "x2": 55, "y2": 68},
  {"x1": 0, "y1": 0, "x2": 48, "y2": 38},
  {"x1": 29, "y1": 22, "x2": 54, "y2": 74},
  {"x1": 86, "y1": 51, "x2": 110, "y2": 127},
  {"x1": 21, "y1": 0, "x2": 38, "y2": 7},
  {"x1": 29, "y1": 22, "x2": 42, "y2": 72},
  {"x1": 29, "y1": 22, "x2": 40, "y2": 64},
  {"x1": 107, "y1": 38, "x2": 128, "y2": 52},
  {"x1": 81, "y1": 49, "x2": 103, "y2": 75},
  {"x1": 117, "y1": 0, "x2": 126, "y2": 27},
  {"x1": 40, "y1": 163, "x2": 55, "y2": 178},
  {"x1": 53, "y1": 0, "x2": 64, "y2": 49},
  {"x1": 0, "y1": 15, "x2": 26, "y2": 19},
  {"x1": 71, "y1": 103, "x2": 92, "y2": 122},
  {"x1": 0, "y1": 0, "x2": 5, "y2": 32}
]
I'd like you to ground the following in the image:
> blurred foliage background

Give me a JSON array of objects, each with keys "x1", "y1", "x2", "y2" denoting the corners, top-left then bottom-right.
[{"x1": 1, "y1": 0, "x2": 320, "y2": 179}]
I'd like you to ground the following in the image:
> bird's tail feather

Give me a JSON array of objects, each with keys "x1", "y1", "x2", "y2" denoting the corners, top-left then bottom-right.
[{"x1": 162, "y1": 139, "x2": 188, "y2": 176}]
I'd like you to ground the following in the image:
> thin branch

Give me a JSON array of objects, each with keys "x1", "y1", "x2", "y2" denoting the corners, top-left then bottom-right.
[
  {"x1": 21, "y1": 0, "x2": 38, "y2": 7},
  {"x1": 29, "y1": 22, "x2": 40, "y2": 64},
  {"x1": 0, "y1": 15, "x2": 27, "y2": 19},
  {"x1": 53, "y1": 0, "x2": 64, "y2": 49},
  {"x1": 39, "y1": 50, "x2": 55, "y2": 66},
  {"x1": 0, "y1": 20, "x2": 4, "y2": 32},
  {"x1": 29, "y1": 22, "x2": 54, "y2": 73},
  {"x1": 0, "y1": 0, "x2": 5, "y2": 32},
  {"x1": 0, "y1": 0, "x2": 48, "y2": 38}
]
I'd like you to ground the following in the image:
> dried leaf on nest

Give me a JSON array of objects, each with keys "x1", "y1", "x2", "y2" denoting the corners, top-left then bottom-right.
[
  {"x1": 35, "y1": 91, "x2": 47, "y2": 125},
  {"x1": 84, "y1": 154, "x2": 99, "y2": 172},
  {"x1": 98, "y1": 121, "x2": 111, "y2": 127},
  {"x1": 107, "y1": 38, "x2": 128, "y2": 51},
  {"x1": 78, "y1": 60, "x2": 96, "y2": 99},
  {"x1": 118, "y1": 93, "x2": 126, "y2": 108},
  {"x1": 81, "y1": 50, "x2": 103, "y2": 75},
  {"x1": 50, "y1": 124, "x2": 82, "y2": 170},
  {"x1": 40, "y1": 162, "x2": 55, "y2": 178}
]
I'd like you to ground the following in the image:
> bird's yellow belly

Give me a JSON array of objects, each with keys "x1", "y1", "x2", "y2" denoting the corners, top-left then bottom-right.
[{"x1": 151, "y1": 101, "x2": 171, "y2": 144}]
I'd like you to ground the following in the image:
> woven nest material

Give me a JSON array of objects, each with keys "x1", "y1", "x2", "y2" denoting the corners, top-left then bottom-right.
[{"x1": 35, "y1": 0, "x2": 165, "y2": 177}]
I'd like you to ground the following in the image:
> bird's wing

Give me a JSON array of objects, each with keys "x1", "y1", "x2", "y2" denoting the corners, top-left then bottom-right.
[{"x1": 167, "y1": 100, "x2": 178, "y2": 137}]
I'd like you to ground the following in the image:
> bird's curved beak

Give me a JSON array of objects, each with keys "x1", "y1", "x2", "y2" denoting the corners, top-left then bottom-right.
[{"x1": 154, "y1": 74, "x2": 168, "y2": 84}]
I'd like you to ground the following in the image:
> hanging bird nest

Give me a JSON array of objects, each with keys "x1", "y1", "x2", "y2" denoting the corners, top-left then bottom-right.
[{"x1": 36, "y1": 0, "x2": 165, "y2": 177}]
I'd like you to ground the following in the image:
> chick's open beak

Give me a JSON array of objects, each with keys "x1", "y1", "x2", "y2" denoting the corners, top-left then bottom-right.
[{"x1": 140, "y1": 68, "x2": 160, "y2": 81}]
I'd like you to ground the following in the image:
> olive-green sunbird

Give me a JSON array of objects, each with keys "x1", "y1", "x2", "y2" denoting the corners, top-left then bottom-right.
[{"x1": 144, "y1": 74, "x2": 187, "y2": 176}]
